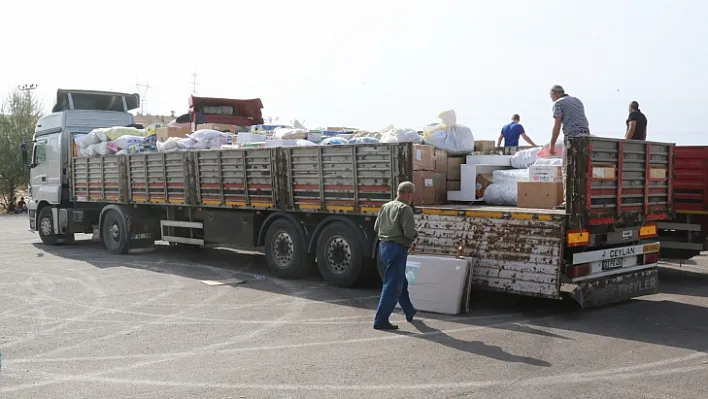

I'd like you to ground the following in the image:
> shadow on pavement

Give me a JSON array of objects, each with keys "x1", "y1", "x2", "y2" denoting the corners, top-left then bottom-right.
[
  {"x1": 32, "y1": 238, "x2": 708, "y2": 356},
  {"x1": 390, "y1": 320, "x2": 552, "y2": 367}
]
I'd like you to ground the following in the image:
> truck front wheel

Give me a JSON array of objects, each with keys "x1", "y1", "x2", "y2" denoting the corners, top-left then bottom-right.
[
  {"x1": 316, "y1": 222, "x2": 366, "y2": 288},
  {"x1": 37, "y1": 207, "x2": 58, "y2": 246},
  {"x1": 264, "y1": 219, "x2": 313, "y2": 279}
]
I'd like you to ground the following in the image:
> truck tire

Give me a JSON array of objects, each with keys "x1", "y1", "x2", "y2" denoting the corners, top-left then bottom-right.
[
  {"x1": 37, "y1": 206, "x2": 58, "y2": 246},
  {"x1": 101, "y1": 210, "x2": 130, "y2": 254},
  {"x1": 316, "y1": 222, "x2": 366, "y2": 287},
  {"x1": 264, "y1": 219, "x2": 313, "y2": 279}
]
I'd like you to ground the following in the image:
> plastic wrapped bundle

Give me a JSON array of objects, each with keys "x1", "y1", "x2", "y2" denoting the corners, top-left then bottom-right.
[
  {"x1": 321, "y1": 137, "x2": 348, "y2": 145},
  {"x1": 348, "y1": 137, "x2": 380, "y2": 145},
  {"x1": 510, "y1": 147, "x2": 541, "y2": 169},
  {"x1": 379, "y1": 125, "x2": 422, "y2": 144},
  {"x1": 534, "y1": 157, "x2": 563, "y2": 166},
  {"x1": 492, "y1": 168, "x2": 530, "y2": 182},
  {"x1": 483, "y1": 182, "x2": 518, "y2": 206},
  {"x1": 422, "y1": 110, "x2": 475, "y2": 155},
  {"x1": 102, "y1": 126, "x2": 145, "y2": 141}
]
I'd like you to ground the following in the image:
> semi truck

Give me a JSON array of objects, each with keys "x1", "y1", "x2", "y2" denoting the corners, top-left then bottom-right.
[
  {"x1": 657, "y1": 145, "x2": 708, "y2": 260},
  {"x1": 25, "y1": 89, "x2": 672, "y2": 307}
]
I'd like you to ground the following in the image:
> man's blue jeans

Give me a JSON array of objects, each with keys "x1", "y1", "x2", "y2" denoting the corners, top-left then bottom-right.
[{"x1": 374, "y1": 241, "x2": 416, "y2": 325}]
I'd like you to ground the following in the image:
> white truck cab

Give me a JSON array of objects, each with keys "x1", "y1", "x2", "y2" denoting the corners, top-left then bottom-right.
[{"x1": 25, "y1": 89, "x2": 140, "y2": 242}]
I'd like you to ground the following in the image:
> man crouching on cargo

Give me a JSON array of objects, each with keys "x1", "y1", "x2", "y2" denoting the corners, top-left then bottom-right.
[{"x1": 373, "y1": 181, "x2": 418, "y2": 330}]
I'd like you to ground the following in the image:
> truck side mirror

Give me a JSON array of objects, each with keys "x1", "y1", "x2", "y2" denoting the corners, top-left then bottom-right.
[{"x1": 20, "y1": 143, "x2": 28, "y2": 167}]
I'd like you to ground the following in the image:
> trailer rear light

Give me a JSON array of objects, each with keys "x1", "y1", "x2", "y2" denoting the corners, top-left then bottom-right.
[
  {"x1": 567, "y1": 229, "x2": 590, "y2": 247},
  {"x1": 643, "y1": 252, "x2": 659, "y2": 265},
  {"x1": 639, "y1": 224, "x2": 658, "y2": 239},
  {"x1": 566, "y1": 263, "x2": 590, "y2": 279}
]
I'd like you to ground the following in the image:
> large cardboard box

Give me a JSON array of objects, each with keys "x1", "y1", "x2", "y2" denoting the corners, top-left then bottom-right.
[
  {"x1": 197, "y1": 123, "x2": 237, "y2": 133},
  {"x1": 474, "y1": 140, "x2": 496, "y2": 153},
  {"x1": 475, "y1": 174, "x2": 494, "y2": 199},
  {"x1": 433, "y1": 148, "x2": 448, "y2": 173},
  {"x1": 529, "y1": 165, "x2": 563, "y2": 182},
  {"x1": 434, "y1": 172, "x2": 447, "y2": 204},
  {"x1": 413, "y1": 144, "x2": 435, "y2": 171},
  {"x1": 447, "y1": 180, "x2": 461, "y2": 191},
  {"x1": 156, "y1": 126, "x2": 190, "y2": 142},
  {"x1": 413, "y1": 170, "x2": 436, "y2": 205},
  {"x1": 517, "y1": 181, "x2": 564, "y2": 209},
  {"x1": 446, "y1": 156, "x2": 465, "y2": 179}
]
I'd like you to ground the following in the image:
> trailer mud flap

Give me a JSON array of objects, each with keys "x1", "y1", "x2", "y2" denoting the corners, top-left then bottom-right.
[{"x1": 568, "y1": 268, "x2": 659, "y2": 308}]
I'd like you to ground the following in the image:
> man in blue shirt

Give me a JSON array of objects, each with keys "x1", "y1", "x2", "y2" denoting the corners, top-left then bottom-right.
[{"x1": 497, "y1": 114, "x2": 537, "y2": 148}]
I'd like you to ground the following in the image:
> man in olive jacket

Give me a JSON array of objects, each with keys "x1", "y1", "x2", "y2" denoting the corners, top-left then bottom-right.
[{"x1": 373, "y1": 181, "x2": 418, "y2": 330}]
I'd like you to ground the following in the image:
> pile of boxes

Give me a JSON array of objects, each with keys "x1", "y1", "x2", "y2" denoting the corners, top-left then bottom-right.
[
  {"x1": 412, "y1": 144, "x2": 448, "y2": 205},
  {"x1": 517, "y1": 164, "x2": 564, "y2": 209}
]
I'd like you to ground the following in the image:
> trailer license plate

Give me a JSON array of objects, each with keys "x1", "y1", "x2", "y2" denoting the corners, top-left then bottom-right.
[{"x1": 602, "y1": 258, "x2": 623, "y2": 270}]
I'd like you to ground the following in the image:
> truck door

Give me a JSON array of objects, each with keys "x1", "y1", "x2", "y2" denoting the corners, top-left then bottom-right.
[{"x1": 30, "y1": 133, "x2": 62, "y2": 204}]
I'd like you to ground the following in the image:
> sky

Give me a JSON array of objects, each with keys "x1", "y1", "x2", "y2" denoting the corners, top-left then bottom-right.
[{"x1": 1, "y1": 0, "x2": 707, "y2": 144}]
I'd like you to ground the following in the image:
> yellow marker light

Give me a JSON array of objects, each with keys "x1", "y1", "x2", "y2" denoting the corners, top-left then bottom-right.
[
  {"x1": 639, "y1": 224, "x2": 658, "y2": 238},
  {"x1": 567, "y1": 230, "x2": 590, "y2": 247}
]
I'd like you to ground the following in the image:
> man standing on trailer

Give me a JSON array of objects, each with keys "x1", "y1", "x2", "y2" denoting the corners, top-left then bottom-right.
[
  {"x1": 548, "y1": 85, "x2": 591, "y2": 208},
  {"x1": 626, "y1": 101, "x2": 648, "y2": 140},
  {"x1": 497, "y1": 114, "x2": 537, "y2": 148},
  {"x1": 373, "y1": 181, "x2": 418, "y2": 330}
]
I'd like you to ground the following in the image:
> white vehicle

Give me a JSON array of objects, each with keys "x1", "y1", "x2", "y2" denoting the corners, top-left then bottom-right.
[{"x1": 25, "y1": 89, "x2": 139, "y2": 242}]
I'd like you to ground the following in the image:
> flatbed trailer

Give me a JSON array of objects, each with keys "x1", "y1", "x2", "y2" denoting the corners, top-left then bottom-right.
[
  {"x1": 657, "y1": 145, "x2": 708, "y2": 260},
  {"x1": 25, "y1": 91, "x2": 674, "y2": 307}
]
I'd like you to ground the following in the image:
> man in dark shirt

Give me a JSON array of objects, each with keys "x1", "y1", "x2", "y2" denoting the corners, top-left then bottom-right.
[
  {"x1": 497, "y1": 114, "x2": 537, "y2": 148},
  {"x1": 626, "y1": 101, "x2": 648, "y2": 140}
]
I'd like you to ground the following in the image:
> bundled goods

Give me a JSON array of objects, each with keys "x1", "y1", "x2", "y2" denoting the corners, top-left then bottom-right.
[
  {"x1": 510, "y1": 147, "x2": 541, "y2": 169},
  {"x1": 348, "y1": 136, "x2": 380, "y2": 145},
  {"x1": 422, "y1": 110, "x2": 475, "y2": 155},
  {"x1": 273, "y1": 127, "x2": 308, "y2": 140},
  {"x1": 534, "y1": 157, "x2": 563, "y2": 166},
  {"x1": 536, "y1": 142, "x2": 565, "y2": 158},
  {"x1": 379, "y1": 125, "x2": 423, "y2": 144},
  {"x1": 483, "y1": 168, "x2": 530, "y2": 206},
  {"x1": 321, "y1": 137, "x2": 349, "y2": 145}
]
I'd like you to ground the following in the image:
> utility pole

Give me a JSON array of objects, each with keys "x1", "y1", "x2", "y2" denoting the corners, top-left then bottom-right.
[
  {"x1": 135, "y1": 79, "x2": 151, "y2": 115},
  {"x1": 189, "y1": 70, "x2": 199, "y2": 95}
]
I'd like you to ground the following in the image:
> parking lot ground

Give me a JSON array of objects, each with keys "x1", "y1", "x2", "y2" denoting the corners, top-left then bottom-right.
[{"x1": 1, "y1": 214, "x2": 707, "y2": 399}]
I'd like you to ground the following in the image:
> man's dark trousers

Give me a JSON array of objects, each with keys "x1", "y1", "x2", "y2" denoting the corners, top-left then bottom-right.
[{"x1": 374, "y1": 241, "x2": 415, "y2": 325}]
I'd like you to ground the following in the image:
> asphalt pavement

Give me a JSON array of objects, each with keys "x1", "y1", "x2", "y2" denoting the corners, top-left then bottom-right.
[{"x1": 1, "y1": 213, "x2": 707, "y2": 398}]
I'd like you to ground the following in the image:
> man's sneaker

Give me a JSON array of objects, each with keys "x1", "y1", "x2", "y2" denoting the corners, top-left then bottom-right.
[{"x1": 373, "y1": 323, "x2": 399, "y2": 330}]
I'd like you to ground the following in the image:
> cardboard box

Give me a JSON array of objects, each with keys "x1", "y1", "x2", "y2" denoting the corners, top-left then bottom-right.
[
  {"x1": 413, "y1": 170, "x2": 436, "y2": 205},
  {"x1": 413, "y1": 144, "x2": 435, "y2": 171},
  {"x1": 197, "y1": 123, "x2": 237, "y2": 133},
  {"x1": 475, "y1": 174, "x2": 494, "y2": 199},
  {"x1": 517, "y1": 181, "x2": 564, "y2": 209},
  {"x1": 650, "y1": 168, "x2": 667, "y2": 179},
  {"x1": 529, "y1": 165, "x2": 563, "y2": 182},
  {"x1": 434, "y1": 172, "x2": 447, "y2": 204},
  {"x1": 447, "y1": 180, "x2": 461, "y2": 191},
  {"x1": 474, "y1": 140, "x2": 496, "y2": 153},
  {"x1": 592, "y1": 166, "x2": 616, "y2": 180},
  {"x1": 236, "y1": 133, "x2": 267, "y2": 145},
  {"x1": 155, "y1": 126, "x2": 190, "y2": 142},
  {"x1": 434, "y1": 148, "x2": 448, "y2": 173},
  {"x1": 446, "y1": 156, "x2": 465, "y2": 179}
]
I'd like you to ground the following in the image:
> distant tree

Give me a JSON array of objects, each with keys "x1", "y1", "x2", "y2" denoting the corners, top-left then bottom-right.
[{"x1": 0, "y1": 88, "x2": 42, "y2": 211}]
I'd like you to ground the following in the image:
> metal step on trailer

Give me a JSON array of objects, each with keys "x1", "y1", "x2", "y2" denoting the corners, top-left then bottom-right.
[{"x1": 160, "y1": 220, "x2": 205, "y2": 246}]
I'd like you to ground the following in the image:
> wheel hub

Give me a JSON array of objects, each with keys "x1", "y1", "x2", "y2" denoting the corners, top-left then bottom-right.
[
  {"x1": 271, "y1": 231, "x2": 294, "y2": 268},
  {"x1": 40, "y1": 217, "x2": 52, "y2": 236},
  {"x1": 110, "y1": 223, "x2": 120, "y2": 240},
  {"x1": 325, "y1": 236, "x2": 351, "y2": 274}
]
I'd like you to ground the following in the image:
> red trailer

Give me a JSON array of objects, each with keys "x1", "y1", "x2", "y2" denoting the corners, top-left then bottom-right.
[{"x1": 658, "y1": 145, "x2": 708, "y2": 259}]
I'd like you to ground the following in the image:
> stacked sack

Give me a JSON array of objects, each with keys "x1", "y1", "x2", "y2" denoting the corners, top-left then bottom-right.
[{"x1": 76, "y1": 127, "x2": 151, "y2": 157}]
